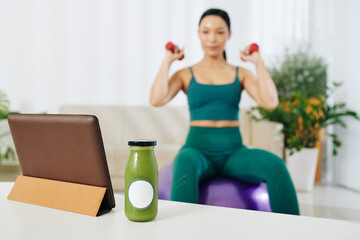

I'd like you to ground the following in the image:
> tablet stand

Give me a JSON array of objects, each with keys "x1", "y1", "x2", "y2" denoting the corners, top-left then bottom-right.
[{"x1": 8, "y1": 175, "x2": 108, "y2": 217}]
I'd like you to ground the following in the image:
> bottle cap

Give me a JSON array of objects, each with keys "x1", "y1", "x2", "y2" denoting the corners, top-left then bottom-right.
[{"x1": 128, "y1": 139, "x2": 157, "y2": 146}]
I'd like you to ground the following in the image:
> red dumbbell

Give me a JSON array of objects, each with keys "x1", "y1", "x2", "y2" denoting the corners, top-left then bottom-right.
[
  {"x1": 166, "y1": 42, "x2": 184, "y2": 61},
  {"x1": 241, "y1": 43, "x2": 259, "y2": 61}
]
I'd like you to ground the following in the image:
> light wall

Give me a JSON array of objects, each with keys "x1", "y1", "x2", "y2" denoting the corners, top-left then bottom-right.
[{"x1": 310, "y1": 0, "x2": 360, "y2": 191}]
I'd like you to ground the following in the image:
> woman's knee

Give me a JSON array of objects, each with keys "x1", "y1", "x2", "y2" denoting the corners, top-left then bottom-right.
[
  {"x1": 244, "y1": 148, "x2": 288, "y2": 174},
  {"x1": 261, "y1": 152, "x2": 291, "y2": 179},
  {"x1": 173, "y1": 148, "x2": 206, "y2": 171}
]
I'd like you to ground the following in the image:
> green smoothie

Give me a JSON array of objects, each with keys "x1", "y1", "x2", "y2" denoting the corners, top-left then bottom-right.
[{"x1": 125, "y1": 140, "x2": 158, "y2": 222}]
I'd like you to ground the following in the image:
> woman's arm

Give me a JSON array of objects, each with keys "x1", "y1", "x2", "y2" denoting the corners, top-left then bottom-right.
[
  {"x1": 240, "y1": 50, "x2": 279, "y2": 110},
  {"x1": 150, "y1": 47, "x2": 184, "y2": 107}
]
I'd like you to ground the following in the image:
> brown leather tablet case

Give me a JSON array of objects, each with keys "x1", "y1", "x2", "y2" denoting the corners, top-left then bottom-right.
[{"x1": 7, "y1": 114, "x2": 115, "y2": 216}]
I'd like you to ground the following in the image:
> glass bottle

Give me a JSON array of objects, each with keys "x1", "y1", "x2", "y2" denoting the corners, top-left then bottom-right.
[{"x1": 125, "y1": 140, "x2": 158, "y2": 221}]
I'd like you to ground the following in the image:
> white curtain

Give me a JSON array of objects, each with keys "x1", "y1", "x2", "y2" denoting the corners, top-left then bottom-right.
[
  {"x1": 0, "y1": 0, "x2": 309, "y2": 112},
  {"x1": 2, "y1": 0, "x2": 359, "y2": 190}
]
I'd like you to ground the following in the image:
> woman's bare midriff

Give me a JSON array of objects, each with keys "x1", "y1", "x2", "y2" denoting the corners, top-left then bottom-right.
[{"x1": 190, "y1": 120, "x2": 239, "y2": 127}]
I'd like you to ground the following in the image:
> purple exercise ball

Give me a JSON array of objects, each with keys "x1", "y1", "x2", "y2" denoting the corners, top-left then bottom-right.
[{"x1": 158, "y1": 161, "x2": 272, "y2": 212}]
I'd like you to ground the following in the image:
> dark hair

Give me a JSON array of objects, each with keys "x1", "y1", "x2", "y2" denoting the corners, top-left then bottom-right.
[{"x1": 199, "y1": 8, "x2": 231, "y2": 60}]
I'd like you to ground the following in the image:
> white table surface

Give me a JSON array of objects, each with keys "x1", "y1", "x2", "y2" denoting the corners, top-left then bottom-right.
[{"x1": 1, "y1": 182, "x2": 359, "y2": 240}]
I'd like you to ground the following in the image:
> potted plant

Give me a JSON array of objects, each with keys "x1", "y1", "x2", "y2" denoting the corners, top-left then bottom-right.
[
  {"x1": 250, "y1": 49, "x2": 359, "y2": 191},
  {"x1": 0, "y1": 90, "x2": 17, "y2": 165}
]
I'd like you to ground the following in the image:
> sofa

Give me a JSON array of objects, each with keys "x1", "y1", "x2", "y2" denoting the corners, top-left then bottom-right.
[{"x1": 59, "y1": 105, "x2": 284, "y2": 192}]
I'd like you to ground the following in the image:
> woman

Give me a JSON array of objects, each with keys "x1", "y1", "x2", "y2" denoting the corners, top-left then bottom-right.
[{"x1": 150, "y1": 8, "x2": 299, "y2": 215}]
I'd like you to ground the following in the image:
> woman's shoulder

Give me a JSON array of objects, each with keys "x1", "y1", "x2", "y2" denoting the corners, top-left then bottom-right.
[
  {"x1": 234, "y1": 65, "x2": 252, "y2": 79},
  {"x1": 229, "y1": 64, "x2": 246, "y2": 72},
  {"x1": 227, "y1": 64, "x2": 240, "y2": 76},
  {"x1": 230, "y1": 65, "x2": 252, "y2": 85},
  {"x1": 172, "y1": 66, "x2": 193, "y2": 80}
]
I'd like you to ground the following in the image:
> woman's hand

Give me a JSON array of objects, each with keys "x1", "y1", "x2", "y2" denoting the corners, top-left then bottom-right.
[
  {"x1": 240, "y1": 44, "x2": 278, "y2": 110},
  {"x1": 240, "y1": 45, "x2": 261, "y2": 65},
  {"x1": 165, "y1": 44, "x2": 185, "y2": 63},
  {"x1": 150, "y1": 43, "x2": 184, "y2": 107}
]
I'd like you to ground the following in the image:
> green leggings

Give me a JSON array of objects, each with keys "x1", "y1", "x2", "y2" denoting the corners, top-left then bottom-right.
[{"x1": 170, "y1": 126, "x2": 300, "y2": 215}]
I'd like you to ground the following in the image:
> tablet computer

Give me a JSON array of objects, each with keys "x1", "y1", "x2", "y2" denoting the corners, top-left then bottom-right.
[{"x1": 8, "y1": 114, "x2": 115, "y2": 215}]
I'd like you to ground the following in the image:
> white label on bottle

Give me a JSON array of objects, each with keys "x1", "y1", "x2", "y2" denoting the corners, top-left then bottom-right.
[{"x1": 128, "y1": 179, "x2": 154, "y2": 209}]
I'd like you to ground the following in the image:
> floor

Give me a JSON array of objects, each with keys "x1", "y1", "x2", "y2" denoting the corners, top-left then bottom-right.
[
  {"x1": 1, "y1": 165, "x2": 360, "y2": 224},
  {"x1": 298, "y1": 183, "x2": 360, "y2": 224}
]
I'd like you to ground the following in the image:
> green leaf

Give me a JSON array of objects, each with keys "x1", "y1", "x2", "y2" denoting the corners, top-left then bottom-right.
[
  {"x1": 328, "y1": 119, "x2": 347, "y2": 128},
  {"x1": 333, "y1": 149, "x2": 338, "y2": 156},
  {"x1": 332, "y1": 82, "x2": 343, "y2": 87},
  {"x1": 0, "y1": 90, "x2": 10, "y2": 120},
  {"x1": 333, "y1": 140, "x2": 341, "y2": 147}
]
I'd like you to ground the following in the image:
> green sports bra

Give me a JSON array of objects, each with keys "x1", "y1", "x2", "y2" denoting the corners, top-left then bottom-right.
[{"x1": 187, "y1": 66, "x2": 242, "y2": 121}]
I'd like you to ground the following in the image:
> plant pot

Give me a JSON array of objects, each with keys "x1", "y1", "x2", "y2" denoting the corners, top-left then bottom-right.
[{"x1": 285, "y1": 148, "x2": 319, "y2": 192}]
